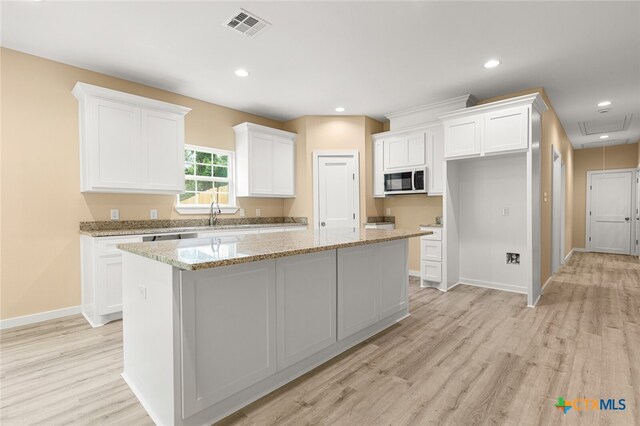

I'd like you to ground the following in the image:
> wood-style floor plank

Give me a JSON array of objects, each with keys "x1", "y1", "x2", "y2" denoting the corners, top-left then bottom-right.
[{"x1": 1, "y1": 252, "x2": 638, "y2": 425}]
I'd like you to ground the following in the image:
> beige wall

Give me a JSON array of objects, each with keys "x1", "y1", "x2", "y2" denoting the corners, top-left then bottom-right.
[
  {"x1": 282, "y1": 115, "x2": 383, "y2": 226},
  {"x1": 478, "y1": 88, "x2": 574, "y2": 286},
  {"x1": 383, "y1": 196, "x2": 443, "y2": 272},
  {"x1": 0, "y1": 48, "x2": 288, "y2": 319},
  {"x1": 572, "y1": 143, "x2": 639, "y2": 248}
]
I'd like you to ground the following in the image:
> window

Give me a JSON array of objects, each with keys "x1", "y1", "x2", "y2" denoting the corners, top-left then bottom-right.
[{"x1": 175, "y1": 145, "x2": 238, "y2": 214}]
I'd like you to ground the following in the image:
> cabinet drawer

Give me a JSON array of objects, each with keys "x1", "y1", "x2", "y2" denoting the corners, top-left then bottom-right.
[
  {"x1": 421, "y1": 260, "x2": 442, "y2": 283},
  {"x1": 420, "y1": 228, "x2": 442, "y2": 241},
  {"x1": 96, "y1": 237, "x2": 142, "y2": 256},
  {"x1": 421, "y1": 240, "x2": 442, "y2": 262}
]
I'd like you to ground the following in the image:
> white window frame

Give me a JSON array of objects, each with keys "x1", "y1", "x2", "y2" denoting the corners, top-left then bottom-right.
[{"x1": 175, "y1": 144, "x2": 239, "y2": 215}]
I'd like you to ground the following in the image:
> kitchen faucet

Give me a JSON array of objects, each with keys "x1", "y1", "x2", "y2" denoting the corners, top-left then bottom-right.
[{"x1": 210, "y1": 199, "x2": 221, "y2": 226}]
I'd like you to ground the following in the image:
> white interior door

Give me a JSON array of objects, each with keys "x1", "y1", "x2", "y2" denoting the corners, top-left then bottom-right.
[
  {"x1": 316, "y1": 153, "x2": 358, "y2": 229},
  {"x1": 588, "y1": 170, "x2": 633, "y2": 254},
  {"x1": 552, "y1": 147, "x2": 561, "y2": 273}
]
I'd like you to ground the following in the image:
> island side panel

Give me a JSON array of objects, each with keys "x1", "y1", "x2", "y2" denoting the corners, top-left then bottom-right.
[{"x1": 121, "y1": 251, "x2": 181, "y2": 425}]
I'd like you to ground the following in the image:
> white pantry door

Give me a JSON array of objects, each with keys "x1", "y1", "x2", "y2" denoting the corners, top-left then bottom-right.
[
  {"x1": 588, "y1": 170, "x2": 633, "y2": 254},
  {"x1": 316, "y1": 154, "x2": 359, "y2": 229}
]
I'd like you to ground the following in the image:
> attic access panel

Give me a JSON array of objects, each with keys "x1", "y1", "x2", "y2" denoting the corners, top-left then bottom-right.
[{"x1": 579, "y1": 114, "x2": 632, "y2": 135}]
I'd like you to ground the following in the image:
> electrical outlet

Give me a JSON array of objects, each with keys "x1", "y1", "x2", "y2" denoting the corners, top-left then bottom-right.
[
  {"x1": 149, "y1": 209, "x2": 158, "y2": 220},
  {"x1": 138, "y1": 285, "x2": 147, "y2": 300},
  {"x1": 110, "y1": 209, "x2": 119, "y2": 221},
  {"x1": 386, "y1": 208, "x2": 391, "y2": 216},
  {"x1": 502, "y1": 208, "x2": 509, "y2": 216},
  {"x1": 506, "y1": 253, "x2": 520, "y2": 264},
  {"x1": 256, "y1": 208, "x2": 262, "y2": 217},
  {"x1": 240, "y1": 208, "x2": 245, "y2": 217}
]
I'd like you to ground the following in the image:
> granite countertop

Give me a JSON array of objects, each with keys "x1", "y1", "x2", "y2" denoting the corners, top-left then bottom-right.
[
  {"x1": 79, "y1": 217, "x2": 307, "y2": 237},
  {"x1": 81, "y1": 222, "x2": 307, "y2": 237},
  {"x1": 118, "y1": 228, "x2": 430, "y2": 271}
]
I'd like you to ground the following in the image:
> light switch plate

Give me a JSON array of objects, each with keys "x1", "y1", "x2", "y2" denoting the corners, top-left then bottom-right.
[
  {"x1": 386, "y1": 208, "x2": 391, "y2": 216},
  {"x1": 138, "y1": 285, "x2": 147, "y2": 300},
  {"x1": 502, "y1": 208, "x2": 509, "y2": 216},
  {"x1": 150, "y1": 209, "x2": 158, "y2": 220},
  {"x1": 256, "y1": 208, "x2": 262, "y2": 217},
  {"x1": 110, "y1": 209, "x2": 119, "y2": 221},
  {"x1": 240, "y1": 208, "x2": 245, "y2": 217}
]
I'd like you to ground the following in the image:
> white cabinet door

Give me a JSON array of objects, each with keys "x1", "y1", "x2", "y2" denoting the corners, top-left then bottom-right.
[
  {"x1": 373, "y1": 139, "x2": 385, "y2": 198},
  {"x1": 421, "y1": 260, "x2": 442, "y2": 283},
  {"x1": 443, "y1": 116, "x2": 482, "y2": 159},
  {"x1": 337, "y1": 245, "x2": 379, "y2": 340},
  {"x1": 272, "y1": 136, "x2": 295, "y2": 196},
  {"x1": 405, "y1": 132, "x2": 426, "y2": 167},
  {"x1": 97, "y1": 255, "x2": 124, "y2": 315},
  {"x1": 142, "y1": 108, "x2": 184, "y2": 192},
  {"x1": 249, "y1": 133, "x2": 274, "y2": 195},
  {"x1": 181, "y1": 260, "x2": 277, "y2": 418},
  {"x1": 89, "y1": 98, "x2": 142, "y2": 190},
  {"x1": 378, "y1": 240, "x2": 409, "y2": 319},
  {"x1": 383, "y1": 137, "x2": 408, "y2": 171},
  {"x1": 427, "y1": 128, "x2": 444, "y2": 195},
  {"x1": 484, "y1": 106, "x2": 529, "y2": 154},
  {"x1": 276, "y1": 251, "x2": 336, "y2": 370}
]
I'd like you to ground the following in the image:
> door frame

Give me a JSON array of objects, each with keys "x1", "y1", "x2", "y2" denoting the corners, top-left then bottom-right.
[
  {"x1": 551, "y1": 145, "x2": 562, "y2": 273},
  {"x1": 585, "y1": 168, "x2": 637, "y2": 254},
  {"x1": 561, "y1": 159, "x2": 566, "y2": 263},
  {"x1": 312, "y1": 150, "x2": 360, "y2": 230}
]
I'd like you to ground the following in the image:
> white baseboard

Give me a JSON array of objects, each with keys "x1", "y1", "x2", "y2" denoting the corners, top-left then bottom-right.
[
  {"x1": 528, "y1": 293, "x2": 542, "y2": 308},
  {"x1": 408, "y1": 269, "x2": 421, "y2": 278},
  {"x1": 541, "y1": 275, "x2": 554, "y2": 291},
  {"x1": 572, "y1": 247, "x2": 587, "y2": 253},
  {"x1": 458, "y1": 277, "x2": 528, "y2": 295},
  {"x1": 0, "y1": 305, "x2": 81, "y2": 330}
]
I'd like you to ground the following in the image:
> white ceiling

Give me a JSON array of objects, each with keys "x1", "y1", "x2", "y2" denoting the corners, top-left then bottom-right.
[{"x1": 2, "y1": 1, "x2": 639, "y2": 149}]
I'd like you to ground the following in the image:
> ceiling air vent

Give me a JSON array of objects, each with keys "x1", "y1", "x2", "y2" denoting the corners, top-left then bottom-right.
[
  {"x1": 578, "y1": 114, "x2": 632, "y2": 136},
  {"x1": 580, "y1": 138, "x2": 630, "y2": 150},
  {"x1": 224, "y1": 9, "x2": 271, "y2": 38}
]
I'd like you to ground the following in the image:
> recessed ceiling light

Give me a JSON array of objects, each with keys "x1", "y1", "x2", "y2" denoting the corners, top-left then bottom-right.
[
  {"x1": 335, "y1": 107, "x2": 345, "y2": 113},
  {"x1": 483, "y1": 59, "x2": 501, "y2": 69},
  {"x1": 597, "y1": 100, "x2": 612, "y2": 107},
  {"x1": 234, "y1": 69, "x2": 249, "y2": 77},
  {"x1": 599, "y1": 135, "x2": 609, "y2": 139}
]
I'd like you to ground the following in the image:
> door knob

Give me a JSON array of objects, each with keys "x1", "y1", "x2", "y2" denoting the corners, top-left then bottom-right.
[
  {"x1": 625, "y1": 217, "x2": 630, "y2": 221},
  {"x1": 321, "y1": 222, "x2": 326, "y2": 227}
]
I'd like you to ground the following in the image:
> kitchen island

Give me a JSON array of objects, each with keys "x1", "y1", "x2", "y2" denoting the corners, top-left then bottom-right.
[{"x1": 118, "y1": 227, "x2": 427, "y2": 425}]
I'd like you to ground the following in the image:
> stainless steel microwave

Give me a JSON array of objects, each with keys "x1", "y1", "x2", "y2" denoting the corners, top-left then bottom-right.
[{"x1": 384, "y1": 167, "x2": 427, "y2": 195}]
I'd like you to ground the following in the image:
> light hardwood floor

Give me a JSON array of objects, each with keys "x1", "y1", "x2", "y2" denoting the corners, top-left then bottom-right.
[{"x1": 1, "y1": 252, "x2": 639, "y2": 425}]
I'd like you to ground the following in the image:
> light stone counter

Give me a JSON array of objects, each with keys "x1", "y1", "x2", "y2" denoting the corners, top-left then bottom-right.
[{"x1": 118, "y1": 227, "x2": 429, "y2": 270}]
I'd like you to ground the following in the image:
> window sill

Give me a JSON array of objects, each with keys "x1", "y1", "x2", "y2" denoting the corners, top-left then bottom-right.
[{"x1": 175, "y1": 205, "x2": 240, "y2": 215}]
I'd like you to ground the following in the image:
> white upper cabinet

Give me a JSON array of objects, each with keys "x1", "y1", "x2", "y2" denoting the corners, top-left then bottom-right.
[
  {"x1": 483, "y1": 106, "x2": 529, "y2": 154},
  {"x1": 72, "y1": 82, "x2": 190, "y2": 194},
  {"x1": 440, "y1": 94, "x2": 547, "y2": 160},
  {"x1": 442, "y1": 116, "x2": 482, "y2": 159},
  {"x1": 234, "y1": 123, "x2": 296, "y2": 198},
  {"x1": 373, "y1": 138, "x2": 384, "y2": 198},
  {"x1": 73, "y1": 82, "x2": 190, "y2": 194},
  {"x1": 383, "y1": 132, "x2": 426, "y2": 171}
]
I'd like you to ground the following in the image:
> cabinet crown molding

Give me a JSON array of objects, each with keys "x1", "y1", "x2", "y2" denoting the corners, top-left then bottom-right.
[
  {"x1": 438, "y1": 93, "x2": 548, "y2": 121},
  {"x1": 385, "y1": 95, "x2": 476, "y2": 131},
  {"x1": 72, "y1": 82, "x2": 191, "y2": 115},
  {"x1": 233, "y1": 122, "x2": 297, "y2": 140}
]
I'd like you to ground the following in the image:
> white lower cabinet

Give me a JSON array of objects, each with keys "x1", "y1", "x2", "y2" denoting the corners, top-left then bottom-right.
[
  {"x1": 180, "y1": 260, "x2": 277, "y2": 418},
  {"x1": 81, "y1": 235, "x2": 143, "y2": 327},
  {"x1": 337, "y1": 239, "x2": 409, "y2": 340},
  {"x1": 276, "y1": 251, "x2": 336, "y2": 370},
  {"x1": 420, "y1": 226, "x2": 444, "y2": 289}
]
